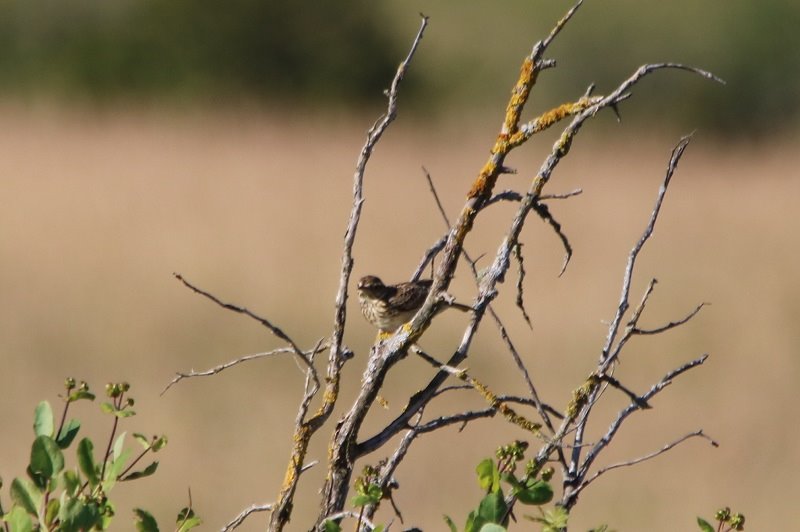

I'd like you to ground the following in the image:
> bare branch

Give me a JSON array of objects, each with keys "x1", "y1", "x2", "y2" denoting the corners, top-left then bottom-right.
[
  {"x1": 598, "y1": 373, "x2": 651, "y2": 409},
  {"x1": 486, "y1": 189, "x2": 523, "y2": 207},
  {"x1": 418, "y1": 173, "x2": 557, "y2": 434},
  {"x1": 221, "y1": 503, "x2": 274, "y2": 532},
  {"x1": 315, "y1": 16, "x2": 430, "y2": 523},
  {"x1": 412, "y1": 234, "x2": 447, "y2": 281},
  {"x1": 512, "y1": 242, "x2": 534, "y2": 328},
  {"x1": 327, "y1": 14, "x2": 430, "y2": 371},
  {"x1": 172, "y1": 273, "x2": 316, "y2": 386},
  {"x1": 540, "y1": 188, "x2": 583, "y2": 201},
  {"x1": 423, "y1": 165, "x2": 452, "y2": 227},
  {"x1": 536, "y1": 0, "x2": 585, "y2": 53},
  {"x1": 572, "y1": 430, "x2": 717, "y2": 500},
  {"x1": 531, "y1": 200, "x2": 573, "y2": 276},
  {"x1": 565, "y1": 353, "x2": 710, "y2": 508},
  {"x1": 484, "y1": 187, "x2": 583, "y2": 209},
  {"x1": 320, "y1": 0, "x2": 722, "y2": 519},
  {"x1": 161, "y1": 343, "x2": 327, "y2": 396},
  {"x1": 600, "y1": 135, "x2": 694, "y2": 364},
  {"x1": 173, "y1": 273, "x2": 302, "y2": 354},
  {"x1": 634, "y1": 302, "x2": 708, "y2": 335}
]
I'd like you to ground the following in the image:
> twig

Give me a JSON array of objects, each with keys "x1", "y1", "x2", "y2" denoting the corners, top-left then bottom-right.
[
  {"x1": 172, "y1": 273, "x2": 316, "y2": 387},
  {"x1": 412, "y1": 234, "x2": 447, "y2": 281},
  {"x1": 161, "y1": 344, "x2": 327, "y2": 396},
  {"x1": 540, "y1": 189, "x2": 584, "y2": 201},
  {"x1": 484, "y1": 188, "x2": 584, "y2": 209},
  {"x1": 600, "y1": 134, "x2": 694, "y2": 365},
  {"x1": 423, "y1": 165, "x2": 451, "y2": 227},
  {"x1": 512, "y1": 243, "x2": 534, "y2": 328},
  {"x1": 565, "y1": 135, "x2": 695, "y2": 495},
  {"x1": 173, "y1": 273, "x2": 300, "y2": 353},
  {"x1": 221, "y1": 503, "x2": 274, "y2": 532},
  {"x1": 564, "y1": 354, "x2": 710, "y2": 507},
  {"x1": 531, "y1": 200, "x2": 573, "y2": 276},
  {"x1": 572, "y1": 429, "x2": 717, "y2": 499},
  {"x1": 598, "y1": 373, "x2": 650, "y2": 409},
  {"x1": 634, "y1": 302, "x2": 708, "y2": 335}
]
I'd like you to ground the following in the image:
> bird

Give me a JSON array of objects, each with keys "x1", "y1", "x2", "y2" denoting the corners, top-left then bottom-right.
[{"x1": 357, "y1": 275, "x2": 471, "y2": 334}]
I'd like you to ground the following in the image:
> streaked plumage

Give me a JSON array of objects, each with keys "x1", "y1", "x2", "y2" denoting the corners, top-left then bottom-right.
[{"x1": 357, "y1": 275, "x2": 470, "y2": 333}]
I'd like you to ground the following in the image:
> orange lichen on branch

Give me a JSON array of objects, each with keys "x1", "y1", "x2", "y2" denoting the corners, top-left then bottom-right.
[
  {"x1": 455, "y1": 369, "x2": 543, "y2": 436},
  {"x1": 503, "y1": 56, "x2": 537, "y2": 135},
  {"x1": 466, "y1": 56, "x2": 544, "y2": 201},
  {"x1": 272, "y1": 424, "x2": 312, "y2": 521},
  {"x1": 467, "y1": 163, "x2": 497, "y2": 200},
  {"x1": 508, "y1": 95, "x2": 602, "y2": 147}
]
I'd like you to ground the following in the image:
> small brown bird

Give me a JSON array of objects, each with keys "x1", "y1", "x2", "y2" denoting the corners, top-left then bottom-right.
[{"x1": 357, "y1": 275, "x2": 471, "y2": 334}]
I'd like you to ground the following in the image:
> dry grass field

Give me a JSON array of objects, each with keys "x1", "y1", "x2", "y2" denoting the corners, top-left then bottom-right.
[{"x1": 0, "y1": 104, "x2": 797, "y2": 530}]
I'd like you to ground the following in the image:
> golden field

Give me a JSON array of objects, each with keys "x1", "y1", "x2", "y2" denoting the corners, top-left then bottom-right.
[{"x1": 0, "y1": 104, "x2": 797, "y2": 530}]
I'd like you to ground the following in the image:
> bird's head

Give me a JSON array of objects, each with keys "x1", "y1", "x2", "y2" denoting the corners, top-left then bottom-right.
[{"x1": 357, "y1": 275, "x2": 387, "y2": 298}]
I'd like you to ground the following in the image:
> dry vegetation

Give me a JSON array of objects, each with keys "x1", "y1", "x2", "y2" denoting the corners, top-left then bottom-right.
[{"x1": 0, "y1": 104, "x2": 797, "y2": 530}]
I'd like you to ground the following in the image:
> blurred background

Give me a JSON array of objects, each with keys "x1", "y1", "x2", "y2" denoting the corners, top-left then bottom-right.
[{"x1": 0, "y1": 0, "x2": 797, "y2": 530}]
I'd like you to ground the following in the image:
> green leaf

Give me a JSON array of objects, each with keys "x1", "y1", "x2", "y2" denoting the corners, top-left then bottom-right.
[
  {"x1": 100, "y1": 500, "x2": 116, "y2": 530},
  {"x1": 351, "y1": 483, "x2": 381, "y2": 507},
  {"x1": 133, "y1": 433, "x2": 151, "y2": 449},
  {"x1": 697, "y1": 517, "x2": 715, "y2": 532},
  {"x1": 4, "y1": 506, "x2": 34, "y2": 532},
  {"x1": 466, "y1": 510, "x2": 485, "y2": 532},
  {"x1": 500, "y1": 472, "x2": 523, "y2": 490},
  {"x1": 176, "y1": 507, "x2": 202, "y2": 532},
  {"x1": 134, "y1": 508, "x2": 160, "y2": 532},
  {"x1": 114, "y1": 409, "x2": 137, "y2": 418},
  {"x1": 29, "y1": 435, "x2": 65, "y2": 487},
  {"x1": 56, "y1": 419, "x2": 81, "y2": 449},
  {"x1": 476, "y1": 458, "x2": 500, "y2": 492},
  {"x1": 112, "y1": 431, "x2": 127, "y2": 460},
  {"x1": 350, "y1": 494, "x2": 373, "y2": 507},
  {"x1": 68, "y1": 390, "x2": 96, "y2": 402},
  {"x1": 77, "y1": 438, "x2": 99, "y2": 487},
  {"x1": 478, "y1": 525, "x2": 507, "y2": 532},
  {"x1": 373, "y1": 526, "x2": 385, "y2": 532},
  {"x1": 103, "y1": 447, "x2": 132, "y2": 490},
  {"x1": 151, "y1": 435, "x2": 168, "y2": 452},
  {"x1": 515, "y1": 479, "x2": 553, "y2": 505},
  {"x1": 59, "y1": 496, "x2": 102, "y2": 531},
  {"x1": 122, "y1": 461, "x2": 159, "y2": 481},
  {"x1": 62, "y1": 469, "x2": 81, "y2": 496},
  {"x1": 45, "y1": 497, "x2": 61, "y2": 527},
  {"x1": 100, "y1": 402, "x2": 115, "y2": 414},
  {"x1": 443, "y1": 514, "x2": 458, "y2": 532},
  {"x1": 10, "y1": 478, "x2": 41, "y2": 516},
  {"x1": 530, "y1": 506, "x2": 569, "y2": 531},
  {"x1": 34, "y1": 401, "x2": 54, "y2": 437},
  {"x1": 477, "y1": 491, "x2": 507, "y2": 525},
  {"x1": 323, "y1": 519, "x2": 341, "y2": 532}
]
